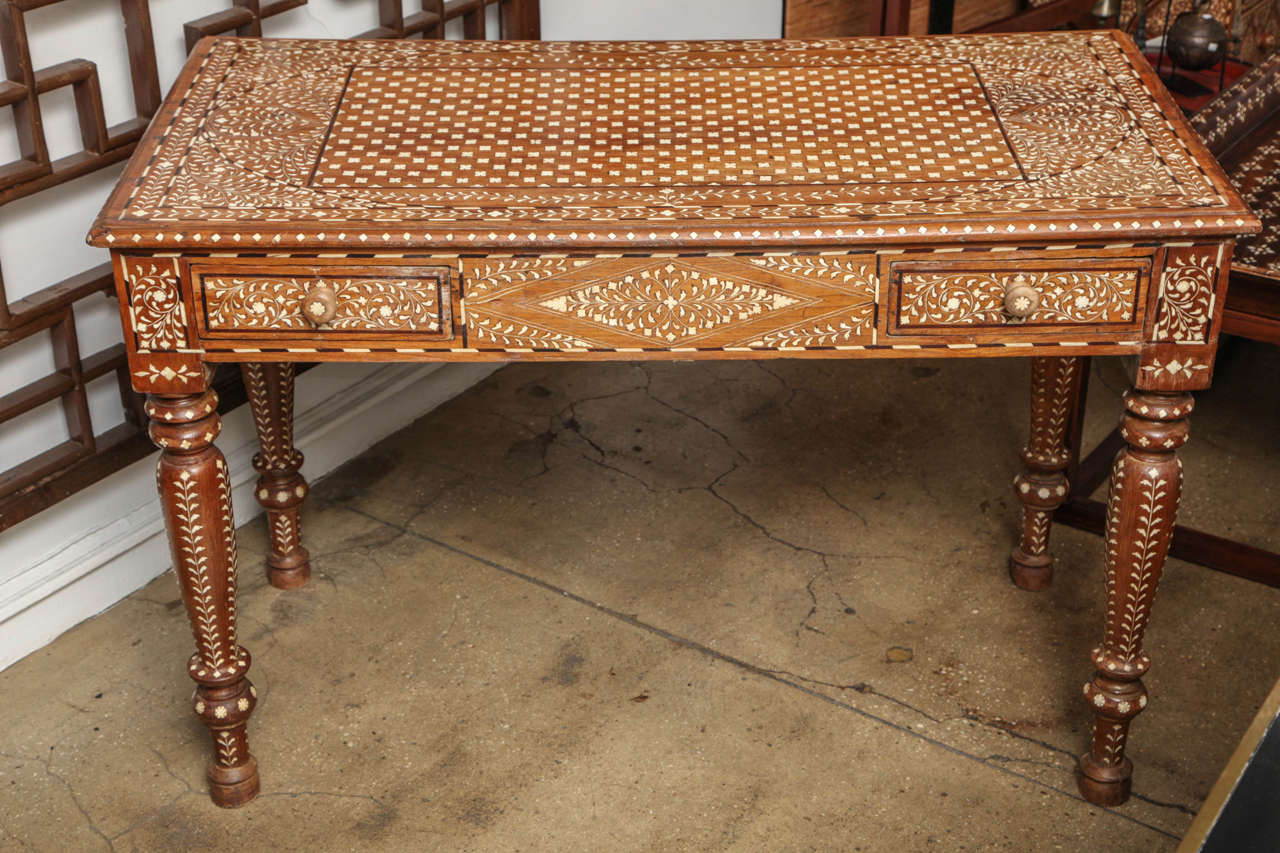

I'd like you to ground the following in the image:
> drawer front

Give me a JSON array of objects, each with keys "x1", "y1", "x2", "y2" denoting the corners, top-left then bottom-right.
[
  {"x1": 191, "y1": 261, "x2": 453, "y2": 340},
  {"x1": 462, "y1": 254, "x2": 879, "y2": 350},
  {"x1": 886, "y1": 253, "x2": 1151, "y2": 341}
]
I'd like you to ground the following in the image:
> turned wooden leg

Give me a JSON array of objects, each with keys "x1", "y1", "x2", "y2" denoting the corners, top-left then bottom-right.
[
  {"x1": 1010, "y1": 356, "x2": 1082, "y2": 590},
  {"x1": 149, "y1": 389, "x2": 259, "y2": 808},
  {"x1": 1077, "y1": 389, "x2": 1192, "y2": 806},
  {"x1": 242, "y1": 363, "x2": 310, "y2": 589}
]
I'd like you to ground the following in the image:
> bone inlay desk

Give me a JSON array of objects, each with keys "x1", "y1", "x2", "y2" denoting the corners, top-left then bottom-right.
[{"x1": 90, "y1": 32, "x2": 1258, "y2": 809}]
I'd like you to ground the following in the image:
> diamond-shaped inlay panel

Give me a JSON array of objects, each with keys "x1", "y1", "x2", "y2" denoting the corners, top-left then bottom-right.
[
  {"x1": 463, "y1": 255, "x2": 878, "y2": 350},
  {"x1": 537, "y1": 263, "x2": 804, "y2": 345}
]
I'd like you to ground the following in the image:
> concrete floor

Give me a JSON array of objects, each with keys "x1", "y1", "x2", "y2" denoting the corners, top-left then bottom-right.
[{"x1": 3, "y1": 342, "x2": 1279, "y2": 851}]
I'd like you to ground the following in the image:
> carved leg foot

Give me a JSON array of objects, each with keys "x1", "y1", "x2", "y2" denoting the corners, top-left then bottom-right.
[
  {"x1": 149, "y1": 389, "x2": 260, "y2": 808},
  {"x1": 1010, "y1": 356, "x2": 1082, "y2": 590},
  {"x1": 1077, "y1": 389, "x2": 1191, "y2": 806},
  {"x1": 242, "y1": 363, "x2": 310, "y2": 589}
]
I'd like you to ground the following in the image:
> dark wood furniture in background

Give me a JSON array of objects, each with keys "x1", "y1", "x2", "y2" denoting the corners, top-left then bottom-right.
[
  {"x1": 0, "y1": 0, "x2": 540, "y2": 534},
  {"x1": 783, "y1": 0, "x2": 1096, "y2": 37},
  {"x1": 1057, "y1": 53, "x2": 1280, "y2": 587},
  {"x1": 89, "y1": 31, "x2": 1256, "y2": 809},
  {"x1": 785, "y1": 0, "x2": 877, "y2": 37},
  {"x1": 1118, "y1": 0, "x2": 1280, "y2": 66},
  {"x1": 789, "y1": 0, "x2": 1276, "y2": 50}
]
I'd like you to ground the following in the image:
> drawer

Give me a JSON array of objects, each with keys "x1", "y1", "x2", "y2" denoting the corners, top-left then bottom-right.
[
  {"x1": 190, "y1": 260, "x2": 453, "y2": 341},
  {"x1": 886, "y1": 253, "x2": 1152, "y2": 341}
]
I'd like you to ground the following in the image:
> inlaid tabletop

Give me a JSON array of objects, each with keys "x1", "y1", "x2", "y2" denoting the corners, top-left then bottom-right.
[{"x1": 91, "y1": 31, "x2": 1256, "y2": 251}]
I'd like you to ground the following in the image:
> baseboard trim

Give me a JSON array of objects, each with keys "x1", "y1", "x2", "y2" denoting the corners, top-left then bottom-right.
[{"x1": 0, "y1": 361, "x2": 499, "y2": 671}]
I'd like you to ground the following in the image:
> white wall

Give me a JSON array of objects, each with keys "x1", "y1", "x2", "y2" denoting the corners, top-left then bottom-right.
[
  {"x1": 541, "y1": 0, "x2": 781, "y2": 39},
  {"x1": 0, "y1": 0, "x2": 784, "y2": 670}
]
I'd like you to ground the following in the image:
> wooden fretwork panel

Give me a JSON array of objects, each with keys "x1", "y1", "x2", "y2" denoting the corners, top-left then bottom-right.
[
  {"x1": 185, "y1": 0, "x2": 541, "y2": 47},
  {"x1": 0, "y1": 0, "x2": 162, "y2": 529},
  {"x1": 184, "y1": 1, "x2": 312, "y2": 53},
  {"x1": 0, "y1": 0, "x2": 160, "y2": 205}
]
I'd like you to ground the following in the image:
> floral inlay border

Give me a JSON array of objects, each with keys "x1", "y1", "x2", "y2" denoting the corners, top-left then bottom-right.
[{"x1": 123, "y1": 257, "x2": 187, "y2": 352}]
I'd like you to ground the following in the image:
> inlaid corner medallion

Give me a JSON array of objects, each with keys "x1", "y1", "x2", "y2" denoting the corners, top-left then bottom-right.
[
  {"x1": 123, "y1": 257, "x2": 187, "y2": 352},
  {"x1": 897, "y1": 269, "x2": 1138, "y2": 327},
  {"x1": 112, "y1": 31, "x2": 1232, "y2": 238},
  {"x1": 200, "y1": 274, "x2": 447, "y2": 333},
  {"x1": 1150, "y1": 247, "x2": 1219, "y2": 343},
  {"x1": 463, "y1": 255, "x2": 877, "y2": 350}
]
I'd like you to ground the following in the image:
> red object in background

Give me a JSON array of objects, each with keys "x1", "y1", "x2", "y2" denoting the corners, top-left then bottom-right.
[{"x1": 1145, "y1": 51, "x2": 1251, "y2": 113}]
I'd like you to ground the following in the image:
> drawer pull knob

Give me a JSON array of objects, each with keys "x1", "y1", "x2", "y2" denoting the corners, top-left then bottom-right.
[
  {"x1": 302, "y1": 286, "x2": 338, "y2": 326},
  {"x1": 1003, "y1": 276, "x2": 1040, "y2": 319}
]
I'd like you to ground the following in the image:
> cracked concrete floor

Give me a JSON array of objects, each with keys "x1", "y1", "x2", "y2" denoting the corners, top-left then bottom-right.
[{"x1": 3, "y1": 341, "x2": 1279, "y2": 851}]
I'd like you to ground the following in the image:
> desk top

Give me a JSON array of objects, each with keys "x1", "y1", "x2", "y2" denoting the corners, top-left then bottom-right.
[{"x1": 91, "y1": 31, "x2": 1257, "y2": 253}]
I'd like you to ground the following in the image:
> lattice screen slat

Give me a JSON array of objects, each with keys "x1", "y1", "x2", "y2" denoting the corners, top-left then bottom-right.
[{"x1": 0, "y1": 0, "x2": 540, "y2": 531}]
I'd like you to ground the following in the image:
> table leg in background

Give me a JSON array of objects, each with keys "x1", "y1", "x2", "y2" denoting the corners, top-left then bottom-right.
[
  {"x1": 242, "y1": 362, "x2": 311, "y2": 589},
  {"x1": 1010, "y1": 355, "x2": 1083, "y2": 590}
]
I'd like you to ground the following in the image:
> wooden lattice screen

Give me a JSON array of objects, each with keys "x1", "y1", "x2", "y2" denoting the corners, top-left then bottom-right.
[{"x1": 0, "y1": 0, "x2": 540, "y2": 532}]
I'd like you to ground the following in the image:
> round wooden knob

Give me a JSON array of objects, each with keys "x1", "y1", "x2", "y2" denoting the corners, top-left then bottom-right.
[
  {"x1": 1003, "y1": 276, "x2": 1040, "y2": 318},
  {"x1": 302, "y1": 285, "x2": 338, "y2": 326}
]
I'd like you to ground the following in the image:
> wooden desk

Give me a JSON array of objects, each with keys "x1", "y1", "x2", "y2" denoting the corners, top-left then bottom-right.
[{"x1": 89, "y1": 31, "x2": 1258, "y2": 810}]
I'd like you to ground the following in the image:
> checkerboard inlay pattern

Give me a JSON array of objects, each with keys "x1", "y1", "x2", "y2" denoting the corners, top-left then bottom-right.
[{"x1": 312, "y1": 63, "x2": 1022, "y2": 188}]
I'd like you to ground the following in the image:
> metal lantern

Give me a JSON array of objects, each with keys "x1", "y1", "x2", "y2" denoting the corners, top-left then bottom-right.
[
  {"x1": 1090, "y1": 0, "x2": 1121, "y2": 25},
  {"x1": 1166, "y1": 0, "x2": 1229, "y2": 71}
]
